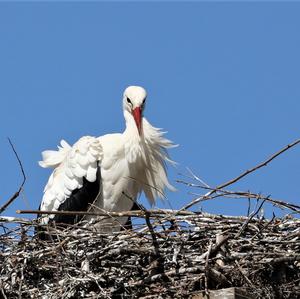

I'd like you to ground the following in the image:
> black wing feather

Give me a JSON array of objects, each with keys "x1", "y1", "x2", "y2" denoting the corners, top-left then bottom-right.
[
  {"x1": 36, "y1": 166, "x2": 101, "y2": 240},
  {"x1": 53, "y1": 165, "x2": 101, "y2": 224}
]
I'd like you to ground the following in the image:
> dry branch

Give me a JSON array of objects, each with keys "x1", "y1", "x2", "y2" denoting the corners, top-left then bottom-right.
[
  {"x1": 0, "y1": 138, "x2": 26, "y2": 214},
  {"x1": 1, "y1": 139, "x2": 300, "y2": 298},
  {"x1": 181, "y1": 138, "x2": 300, "y2": 211},
  {"x1": 0, "y1": 211, "x2": 299, "y2": 298}
]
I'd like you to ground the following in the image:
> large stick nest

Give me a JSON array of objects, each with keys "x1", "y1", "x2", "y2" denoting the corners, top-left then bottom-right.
[
  {"x1": 1, "y1": 139, "x2": 300, "y2": 298},
  {"x1": 0, "y1": 210, "x2": 299, "y2": 298}
]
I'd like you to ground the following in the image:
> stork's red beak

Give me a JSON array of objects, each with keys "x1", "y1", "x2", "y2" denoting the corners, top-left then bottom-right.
[{"x1": 132, "y1": 107, "x2": 142, "y2": 135}]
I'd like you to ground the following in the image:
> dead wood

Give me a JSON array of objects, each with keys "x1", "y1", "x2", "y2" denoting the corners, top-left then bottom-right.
[{"x1": 1, "y1": 138, "x2": 300, "y2": 298}]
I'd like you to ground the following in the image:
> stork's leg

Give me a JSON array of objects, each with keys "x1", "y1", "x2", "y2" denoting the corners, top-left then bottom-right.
[
  {"x1": 122, "y1": 202, "x2": 141, "y2": 230},
  {"x1": 123, "y1": 216, "x2": 132, "y2": 230}
]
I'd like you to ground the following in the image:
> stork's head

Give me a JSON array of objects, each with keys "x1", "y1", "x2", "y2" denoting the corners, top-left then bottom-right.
[{"x1": 123, "y1": 86, "x2": 147, "y2": 135}]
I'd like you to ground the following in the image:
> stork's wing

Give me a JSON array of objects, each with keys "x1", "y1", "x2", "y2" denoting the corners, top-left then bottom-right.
[{"x1": 38, "y1": 136, "x2": 103, "y2": 224}]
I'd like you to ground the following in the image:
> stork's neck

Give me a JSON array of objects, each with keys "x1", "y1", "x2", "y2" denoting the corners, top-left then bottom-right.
[
  {"x1": 123, "y1": 110, "x2": 143, "y2": 139},
  {"x1": 123, "y1": 110, "x2": 145, "y2": 164}
]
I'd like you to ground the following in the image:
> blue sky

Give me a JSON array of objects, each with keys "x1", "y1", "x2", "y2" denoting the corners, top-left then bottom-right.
[{"x1": 1, "y1": 2, "x2": 299, "y2": 220}]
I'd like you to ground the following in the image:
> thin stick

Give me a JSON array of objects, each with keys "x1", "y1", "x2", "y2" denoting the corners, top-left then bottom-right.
[
  {"x1": 0, "y1": 138, "x2": 26, "y2": 214},
  {"x1": 235, "y1": 199, "x2": 267, "y2": 238},
  {"x1": 17, "y1": 209, "x2": 195, "y2": 218},
  {"x1": 0, "y1": 216, "x2": 32, "y2": 224},
  {"x1": 180, "y1": 183, "x2": 300, "y2": 213},
  {"x1": 204, "y1": 240, "x2": 212, "y2": 297},
  {"x1": 181, "y1": 138, "x2": 300, "y2": 211}
]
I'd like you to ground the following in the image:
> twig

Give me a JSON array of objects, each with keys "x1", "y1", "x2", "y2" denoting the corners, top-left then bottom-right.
[
  {"x1": 247, "y1": 197, "x2": 251, "y2": 217},
  {"x1": 17, "y1": 209, "x2": 194, "y2": 218},
  {"x1": 0, "y1": 216, "x2": 32, "y2": 223},
  {"x1": 0, "y1": 138, "x2": 26, "y2": 214},
  {"x1": 204, "y1": 240, "x2": 212, "y2": 296},
  {"x1": 235, "y1": 199, "x2": 267, "y2": 238},
  {"x1": 0, "y1": 285, "x2": 7, "y2": 299},
  {"x1": 188, "y1": 185, "x2": 300, "y2": 213},
  {"x1": 134, "y1": 200, "x2": 165, "y2": 274},
  {"x1": 181, "y1": 138, "x2": 300, "y2": 211},
  {"x1": 271, "y1": 255, "x2": 300, "y2": 264},
  {"x1": 0, "y1": 209, "x2": 299, "y2": 297},
  {"x1": 234, "y1": 260, "x2": 254, "y2": 287},
  {"x1": 199, "y1": 234, "x2": 231, "y2": 261}
]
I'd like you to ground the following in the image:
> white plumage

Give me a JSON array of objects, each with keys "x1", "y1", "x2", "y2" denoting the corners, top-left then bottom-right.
[
  {"x1": 39, "y1": 86, "x2": 176, "y2": 230},
  {"x1": 39, "y1": 137, "x2": 102, "y2": 213}
]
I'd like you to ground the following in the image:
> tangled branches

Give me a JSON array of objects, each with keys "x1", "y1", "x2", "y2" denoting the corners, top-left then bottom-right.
[
  {"x1": 0, "y1": 211, "x2": 299, "y2": 298},
  {"x1": 1, "y1": 139, "x2": 300, "y2": 298}
]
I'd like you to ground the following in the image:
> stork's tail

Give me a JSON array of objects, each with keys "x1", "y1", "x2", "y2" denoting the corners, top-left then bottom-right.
[{"x1": 39, "y1": 140, "x2": 71, "y2": 169}]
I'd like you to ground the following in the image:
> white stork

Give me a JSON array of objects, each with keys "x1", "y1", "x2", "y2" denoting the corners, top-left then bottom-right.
[{"x1": 38, "y1": 86, "x2": 176, "y2": 232}]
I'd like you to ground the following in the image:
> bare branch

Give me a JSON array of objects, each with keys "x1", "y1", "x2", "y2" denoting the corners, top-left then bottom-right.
[
  {"x1": 181, "y1": 138, "x2": 300, "y2": 211},
  {"x1": 17, "y1": 209, "x2": 194, "y2": 218},
  {"x1": 1, "y1": 207, "x2": 299, "y2": 297},
  {"x1": 0, "y1": 138, "x2": 26, "y2": 214},
  {"x1": 179, "y1": 183, "x2": 300, "y2": 214}
]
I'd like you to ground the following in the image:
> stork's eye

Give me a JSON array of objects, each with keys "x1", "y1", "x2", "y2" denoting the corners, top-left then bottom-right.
[{"x1": 126, "y1": 97, "x2": 132, "y2": 104}]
